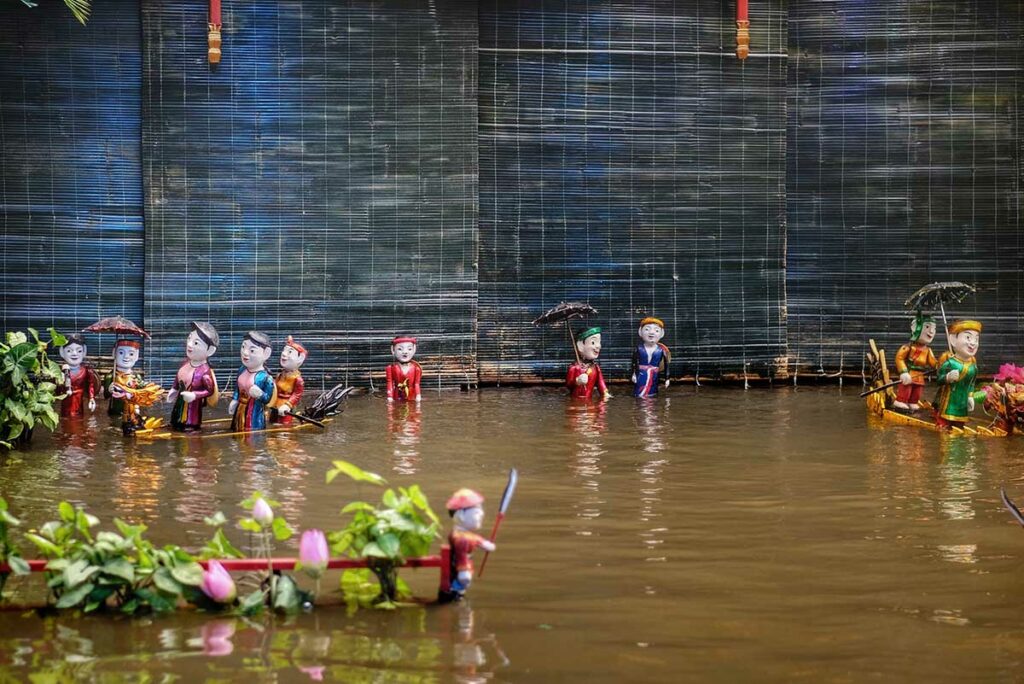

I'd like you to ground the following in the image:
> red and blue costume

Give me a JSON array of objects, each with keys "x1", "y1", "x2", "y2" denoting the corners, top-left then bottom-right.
[{"x1": 632, "y1": 343, "x2": 670, "y2": 397}]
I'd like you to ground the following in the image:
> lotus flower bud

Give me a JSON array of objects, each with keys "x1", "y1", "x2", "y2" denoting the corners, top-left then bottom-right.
[
  {"x1": 201, "y1": 560, "x2": 237, "y2": 604},
  {"x1": 252, "y1": 497, "x2": 274, "y2": 527},
  {"x1": 299, "y1": 529, "x2": 329, "y2": 579}
]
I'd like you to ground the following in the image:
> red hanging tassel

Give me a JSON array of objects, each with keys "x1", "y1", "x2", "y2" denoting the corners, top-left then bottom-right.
[
  {"x1": 208, "y1": 0, "x2": 222, "y2": 65},
  {"x1": 736, "y1": 0, "x2": 750, "y2": 61}
]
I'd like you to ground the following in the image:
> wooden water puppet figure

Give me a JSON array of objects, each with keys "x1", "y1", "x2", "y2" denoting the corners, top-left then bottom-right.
[
  {"x1": 893, "y1": 313, "x2": 938, "y2": 411},
  {"x1": 103, "y1": 339, "x2": 143, "y2": 418},
  {"x1": 440, "y1": 488, "x2": 495, "y2": 603},
  {"x1": 630, "y1": 317, "x2": 671, "y2": 397},
  {"x1": 566, "y1": 327, "x2": 610, "y2": 401},
  {"x1": 228, "y1": 331, "x2": 278, "y2": 431},
  {"x1": 386, "y1": 336, "x2": 422, "y2": 402},
  {"x1": 58, "y1": 334, "x2": 99, "y2": 419},
  {"x1": 270, "y1": 336, "x2": 307, "y2": 425},
  {"x1": 166, "y1": 322, "x2": 220, "y2": 432},
  {"x1": 934, "y1": 320, "x2": 986, "y2": 430}
]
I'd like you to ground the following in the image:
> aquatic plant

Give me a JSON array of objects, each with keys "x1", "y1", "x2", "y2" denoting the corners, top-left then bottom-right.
[
  {"x1": 325, "y1": 460, "x2": 440, "y2": 608},
  {"x1": 200, "y1": 560, "x2": 237, "y2": 604},
  {"x1": 0, "y1": 329, "x2": 67, "y2": 449},
  {"x1": 0, "y1": 496, "x2": 30, "y2": 596},
  {"x1": 23, "y1": 502, "x2": 205, "y2": 614},
  {"x1": 231, "y1": 492, "x2": 309, "y2": 615},
  {"x1": 297, "y1": 528, "x2": 329, "y2": 600}
]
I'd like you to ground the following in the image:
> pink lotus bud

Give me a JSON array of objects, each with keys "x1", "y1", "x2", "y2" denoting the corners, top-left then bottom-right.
[
  {"x1": 299, "y1": 529, "x2": 329, "y2": 579},
  {"x1": 201, "y1": 560, "x2": 237, "y2": 604},
  {"x1": 252, "y1": 497, "x2": 274, "y2": 527}
]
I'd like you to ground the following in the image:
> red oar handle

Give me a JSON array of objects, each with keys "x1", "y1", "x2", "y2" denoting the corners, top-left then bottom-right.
[{"x1": 477, "y1": 512, "x2": 505, "y2": 578}]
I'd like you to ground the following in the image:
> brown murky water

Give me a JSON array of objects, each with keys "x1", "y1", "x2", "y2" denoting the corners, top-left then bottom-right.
[{"x1": 2, "y1": 386, "x2": 1024, "y2": 682}]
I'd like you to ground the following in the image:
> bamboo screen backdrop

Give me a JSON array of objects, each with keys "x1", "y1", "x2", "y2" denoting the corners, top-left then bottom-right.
[{"x1": 0, "y1": 0, "x2": 1021, "y2": 389}]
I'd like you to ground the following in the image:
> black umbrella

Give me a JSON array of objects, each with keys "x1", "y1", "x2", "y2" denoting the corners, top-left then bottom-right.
[
  {"x1": 903, "y1": 281, "x2": 976, "y2": 352},
  {"x1": 533, "y1": 302, "x2": 598, "y2": 364}
]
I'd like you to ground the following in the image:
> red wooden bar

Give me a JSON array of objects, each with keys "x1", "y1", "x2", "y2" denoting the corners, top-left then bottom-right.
[{"x1": 2, "y1": 545, "x2": 453, "y2": 594}]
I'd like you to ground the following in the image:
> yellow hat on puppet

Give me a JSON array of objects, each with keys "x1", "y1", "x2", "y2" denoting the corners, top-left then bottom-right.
[
  {"x1": 639, "y1": 317, "x2": 664, "y2": 328},
  {"x1": 948, "y1": 319, "x2": 982, "y2": 334}
]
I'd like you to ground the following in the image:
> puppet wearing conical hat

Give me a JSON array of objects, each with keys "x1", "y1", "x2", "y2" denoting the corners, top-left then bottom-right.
[{"x1": 442, "y1": 488, "x2": 495, "y2": 602}]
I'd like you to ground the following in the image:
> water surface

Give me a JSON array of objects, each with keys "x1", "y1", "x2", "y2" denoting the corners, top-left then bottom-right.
[{"x1": 1, "y1": 386, "x2": 1024, "y2": 682}]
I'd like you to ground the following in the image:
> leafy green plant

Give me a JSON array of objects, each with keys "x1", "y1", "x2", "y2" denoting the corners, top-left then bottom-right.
[
  {"x1": 18, "y1": 0, "x2": 91, "y2": 25},
  {"x1": 23, "y1": 502, "x2": 205, "y2": 614},
  {"x1": 326, "y1": 460, "x2": 440, "y2": 608},
  {"x1": 0, "y1": 328, "x2": 67, "y2": 449},
  {"x1": 0, "y1": 496, "x2": 30, "y2": 596}
]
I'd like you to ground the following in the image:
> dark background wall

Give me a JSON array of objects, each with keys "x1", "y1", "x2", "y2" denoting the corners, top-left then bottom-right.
[
  {"x1": 0, "y1": 0, "x2": 1021, "y2": 388},
  {"x1": 141, "y1": 0, "x2": 477, "y2": 389},
  {"x1": 478, "y1": 0, "x2": 788, "y2": 382},
  {"x1": 0, "y1": 0, "x2": 143, "y2": 353},
  {"x1": 788, "y1": 1, "x2": 1024, "y2": 375}
]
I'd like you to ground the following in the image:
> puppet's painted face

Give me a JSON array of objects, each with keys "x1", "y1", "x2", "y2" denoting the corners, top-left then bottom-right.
[
  {"x1": 393, "y1": 342, "x2": 417, "y2": 363},
  {"x1": 114, "y1": 345, "x2": 139, "y2": 371},
  {"x1": 60, "y1": 343, "x2": 86, "y2": 368},
  {"x1": 916, "y1": 321, "x2": 937, "y2": 345},
  {"x1": 280, "y1": 345, "x2": 306, "y2": 372},
  {"x1": 453, "y1": 505, "x2": 485, "y2": 532},
  {"x1": 639, "y1": 323, "x2": 665, "y2": 344},
  {"x1": 952, "y1": 330, "x2": 980, "y2": 359},
  {"x1": 186, "y1": 331, "x2": 215, "y2": 364},
  {"x1": 577, "y1": 333, "x2": 602, "y2": 361},
  {"x1": 240, "y1": 339, "x2": 272, "y2": 372}
]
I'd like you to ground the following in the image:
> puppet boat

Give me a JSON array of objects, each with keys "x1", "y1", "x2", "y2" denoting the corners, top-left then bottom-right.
[
  {"x1": 864, "y1": 339, "x2": 1008, "y2": 437},
  {"x1": 130, "y1": 415, "x2": 333, "y2": 440}
]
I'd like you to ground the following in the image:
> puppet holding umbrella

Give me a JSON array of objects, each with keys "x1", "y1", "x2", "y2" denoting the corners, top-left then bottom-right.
[
  {"x1": 84, "y1": 316, "x2": 164, "y2": 435},
  {"x1": 533, "y1": 302, "x2": 610, "y2": 401}
]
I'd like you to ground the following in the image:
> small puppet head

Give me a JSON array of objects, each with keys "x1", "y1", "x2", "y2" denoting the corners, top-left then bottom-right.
[
  {"x1": 113, "y1": 339, "x2": 141, "y2": 371},
  {"x1": 576, "y1": 327, "x2": 602, "y2": 361},
  {"x1": 910, "y1": 314, "x2": 936, "y2": 345},
  {"x1": 948, "y1": 320, "x2": 981, "y2": 359},
  {"x1": 280, "y1": 336, "x2": 308, "y2": 372},
  {"x1": 392, "y1": 336, "x2": 417, "y2": 364},
  {"x1": 60, "y1": 334, "x2": 87, "y2": 368},
  {"x1": 186, "y1": 321, "x2": 219, "y2": 364},
  {"x1": 447, "y1": 488, "x2": 485, "y2": 532},
  {"x1": 638, "y1": 317, "x2": 665, "y2": 344},
  {"x1": 240, "y1": 331, "x2": 273, "y2": 372}
]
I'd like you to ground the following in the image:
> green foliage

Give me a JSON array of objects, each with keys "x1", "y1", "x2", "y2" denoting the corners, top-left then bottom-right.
[
  {"x1": 23, "y1": 502, "x2": 203, "y2": 614},
  {"x1": 0, "y1": 329, "x2": 67, "y2": 449},
  {"x1": 18, "y1": 0, "x2": 91, "y2": 25},
  {"x1": 0, "y1": 496, "x2": 30, "y2": 597},
  {"x1": 230, "y1": 493, "x2": 305, "y2": 615},
  {"x1": 326, "y1": 460, "x2": 439, "y2": 608}
]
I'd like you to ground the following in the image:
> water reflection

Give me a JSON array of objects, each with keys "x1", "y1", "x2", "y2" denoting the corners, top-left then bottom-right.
[
  {"x1": 387, "y1": 402, "x2": 423, "y2": 475},
  {"x1": 566, "y1": 401, "x2": 607, "y2": 535},
  {"x1": 938, "y1": 438, "x2": 979, "y2": 521}
]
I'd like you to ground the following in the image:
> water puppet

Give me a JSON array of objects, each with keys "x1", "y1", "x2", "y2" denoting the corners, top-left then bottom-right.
[
  {"x1": 440, "y1": 488, "x2": 496, "y2": 602},
  {"x1": 934, "y1": 319, "x2": 985, "y2": 430},
  {"x1": 630, "y1": 317, "x2": 671, "y2": 397},
  {"x1": 386, "y1": 336, "x2": 422, "y2": 403},
  {"x1": 166, "y1": 321, "x2": 220, "y2": 432},
  {"x1": 271, "y1": 335, "x2": 307, "y2": 424},
  {"x1": 979, "y1": 363, "x2": 1024, "y2": 435},
  {"x1": 566, "y1": 327, "x2": 610, "y2": 401},
  {"x1": 58, "y1": 333, "x2": 99, "y2": 419},
  {"x1": 229, "y1": 331, "x2": 277, "y2": 431},
  {"x1": 892, "y1": 313, "x2": 938, "y2": 411}
]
